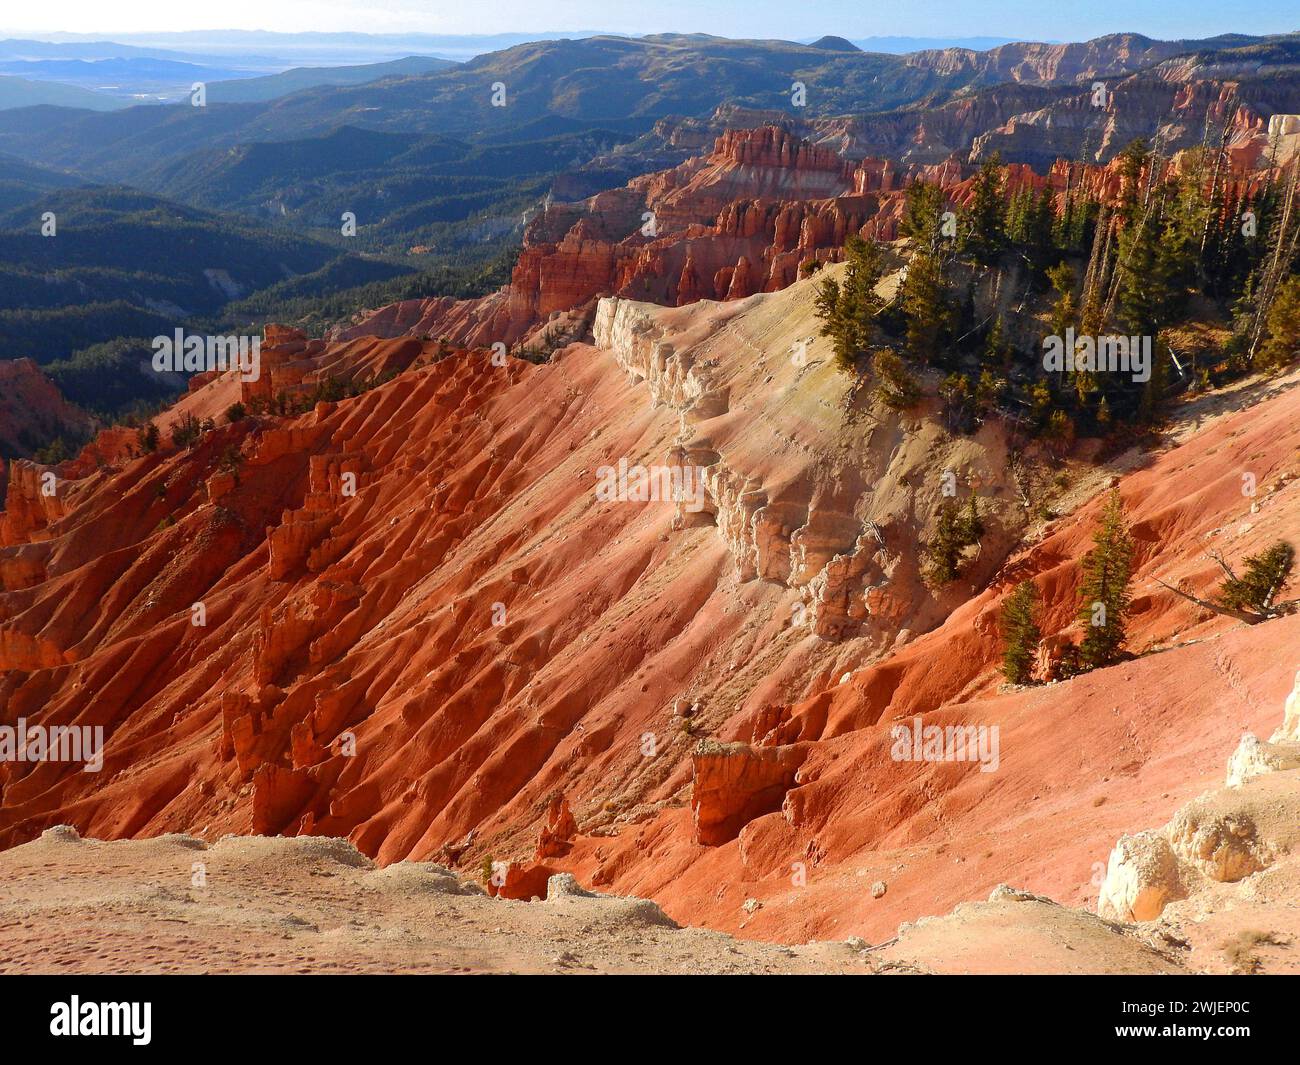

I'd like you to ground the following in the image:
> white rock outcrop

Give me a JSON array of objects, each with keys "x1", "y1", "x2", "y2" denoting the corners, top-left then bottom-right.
[
  {"x1": 1099, "y1": 667, "x2": 1299, "y2": 923},
  {"x1": 1098, "y1": 831, "x2": 1184, "y2": 922}
]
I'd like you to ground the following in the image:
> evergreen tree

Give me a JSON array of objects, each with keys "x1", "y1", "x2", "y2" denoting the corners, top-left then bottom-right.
[
  {"x1": 1027, "y1": 186, "x2": 1058, "y2": 258},
  {"x1": 958, "y1": 489, "x2": 984, "y2": 544},
  {"x1": 901, "y1": 250, "x2": 953, "y2": 366},
  {"x1": 137, "y1": 422, "x2": 160, "y2": 453},
  {"x1": 1115, "y1": 139, "x2": 1151, "y2": 226},
  {"x1": 924, "y1": 499, "x2": 967, "y2": 586},
  {"x1": 1218, "y1": 541, "x2": 1295, "y2": 614},
  {"x1": 1045, "y1": 262, "x2": 1078, "y2": 388},
  {"x1": 1004, "y1": 184, "x2": 1033, "y2": 245},
  {"x1": 1055, "y1": 192, "x2": 1099, "y2": 253},
  {"x1": 938, "y1": 372, "x2": 974, "y2": 433},
  {"x1": 1116, "y1": 203, "x2": 1170, "y2": 337},
  {"x1": 923, "y1": 493, "x2": 983, "y2": 586},
  {"x1": 1096, "y1": 395, "x2": 1112, "y2": 430},
  {"x1": 1000, "y1": 581, "x2": 1041, "y2": 684},
  {"x1": 975, "y1": 368, "x2": 1007, "y2": 418},
  {"x1": 1257, "y1": 276, "x2": 1300, "y2": 372},
  {"x1": 901, "y1": 181, "x2": 948, "y2": 250},
  {"x1": 813, "y1": 275, "x2": 850, "y2": 367},
  {"x1": 960, "y1": 152, "x2": 1006, "y2": 265},
  {"x1": 872, "y1": 349, "x2": 921, "y2": 410},
  {"x1": 981, "y1": 316, "x2": 1011, "y2": 373},
  {"x1": 813, "y1": 236, "x2": 886, "y2": 373},
  {"x1": 1029, "y1": 379, "x2": 1054, "y2": 429},
  {"x1": 1138, "y1": 332, "x2": 1171, "y2": 424},
  {"x1": 1077, "y1": 490, "x2": 1135, "y2": 670},
  {"x1": 34, "y1": 437, "x2": 70, "y2": 464},
  {"x1": 1009, "y1": 184, "x2": 1057, "y2": 269},
  {"x1": 1045, "y1": 409, "x2": 1076, "y2": 459}
]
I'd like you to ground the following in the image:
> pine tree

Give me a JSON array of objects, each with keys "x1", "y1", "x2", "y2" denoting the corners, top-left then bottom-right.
[
  {"x1": 1054, "y1": 188, "x2": 1075, "y2": 250},
  {"x1": 982, "y1": 315, "x2": 1010, "y2": 373},
  {"x1": 924, "y1": 500, "x2": 967, "y2": 586},
  {"x1": 938, "y1": 372, "x2": 974, "y2": 433},
  {"x1": 814, "y1": 236, "x2": 887, "y2": 373},
  {"x1": 1218, "y1": 541, "x2": 1295, "y2": 614},
  {"x1": 137, "y1": 422, "x2": 160, "y2": 453},
  {"x1": 902, "y1": 181, "x2": 947, "y2": 250},
  {"x1": 1115, "y1": 139, "x2": 1151, "y2": 227},
  {"x1": 1029, "y1": 379, "x2": 1053, "y2": 429},
  {"x1": 1028, "y1": 187, "x2": 1057, "y2": 257},
  {"x1": 901, "y1": 250, "x2": 952, "y2": 366},
  {"x1": 1116, "y1": 203, "x2": 1169, "y2": 337},
  {"x1": 813, "y1": 275, "x2": 850, "y2": 368},
  {"x1": 924, "y1": 493, "x2": 983, "y2": 586},
  {"x1": 872, "y1": 349, "x2": 921, "y2": 410},
  {"x1": 1000, "y1": 581, "x2": 1041, "y2": 684},
  {"x1": 1077, "y1": 490, "x2": 1135, "y2": 670},
  {"x1": 1256, "y1": 276, "x2": 1300, "y2": 372},
  {"x1": 1096, "y1": 395, "x2": 1112, "y2": 429},
  {"x1": 1137, "y1": 333, "x2": 1171, "y2": 424},
  {"x1": 1045, "y1": 262, "x2": 1078, "y2": 388},
  {"x1": 1044, "y1": 409, "x2": 1076, "y2": 459},
  {"x1": 960, "y1": 152, "x2": 1006, "y2": 265},
  {"x1": 1004, "y1": 184, "x2": 1032, "y2": 244},
  {"x1": 958, "y1": 488, "x2": 984, "y2": 544},
  {"x1": 975, "y1": 368, "x2": 1007, "y2": 417}
]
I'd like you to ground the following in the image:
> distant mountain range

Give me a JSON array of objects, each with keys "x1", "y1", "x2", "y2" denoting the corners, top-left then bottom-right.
[
  {"x1": 0, "y1": 40, "x2": 460, "y2": 106},
  {"x1": 25, "y1": 30, "x2": 605, "y2": 66},
  {"x1": 846, "y1": 36, "x2": 1022, "y2": 52},
  {"x1": 0, "y1": 57, "x2": 262, "y2": 98},
  {"x1": 0, "y1": 36, "x2": 254, "y2": 67},
  {"x1": 23, "y1": 30, "x2": 1031, "y2": 63},
  {"x1": 0, "y1": 30, "x2": 1294, "y2": 267},
  {"x1": 0, "y1": 74, "x2": 128, "y2": 111},
  {"x1": 203, "y1": 57, "x2": 457, "y2": 104},
  {"x1": 4, "y1": 28, "x2": 1255, "y2": 112}
]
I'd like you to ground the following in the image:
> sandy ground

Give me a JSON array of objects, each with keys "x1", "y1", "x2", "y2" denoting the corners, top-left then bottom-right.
[
  {"x1": 0, "y1": 831, "x2": 865, "y2": 974},
  {"x1": 0, "y1": 825, "x2": 1271, "y2": 976}
]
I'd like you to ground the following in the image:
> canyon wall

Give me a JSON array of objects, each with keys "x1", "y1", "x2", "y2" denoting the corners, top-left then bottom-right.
[{"x1": 3, "y1": 271, "x2": 1298, "y2": 942}]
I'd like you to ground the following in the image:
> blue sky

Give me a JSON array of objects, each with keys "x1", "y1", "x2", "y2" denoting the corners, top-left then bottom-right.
[{"x1": 4, "y1": 0, "x2": 1297, "y2": 39}]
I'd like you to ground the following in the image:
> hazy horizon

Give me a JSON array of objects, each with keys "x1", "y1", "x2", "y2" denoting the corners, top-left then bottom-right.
[{"x1": 2, "y1": 0, "x2": 1296, "y2": 43}]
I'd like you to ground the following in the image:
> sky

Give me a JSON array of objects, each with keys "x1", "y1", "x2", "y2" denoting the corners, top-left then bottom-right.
[{"x1": 3, "y1": 0, "x2": 1297, "y2": 41}]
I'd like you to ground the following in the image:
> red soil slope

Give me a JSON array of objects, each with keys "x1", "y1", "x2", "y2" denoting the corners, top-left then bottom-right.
[
  {"x1": 1, "y1": 276, "x2": 1297, "y2": 944},
  {"x1": 0, "y1": 359, "x2": 93, "y2": 461}
]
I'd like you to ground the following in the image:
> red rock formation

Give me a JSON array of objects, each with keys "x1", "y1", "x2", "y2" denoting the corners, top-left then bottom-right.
[
  {"x1": 691, "y1": 741, "x2": 809, "y2": 845},
  {"x1": 0, "y1": 359, "x2": 93, "y2": 460},
  {"x1": 337, "y1": 126, "x2": 872, "y2": 348},
  {"x1": 338, "y1": 101, "x2": 1285, "y2": 353},
  {"x1": 488, "y1": 860, "x2": 556, "y2": 901},
  {"x1": 2, "y1": 272, "x2": 1295, "y2": 948},
  {"x1": 674, "y1": 252, "x2": 704, "y2": 306},
  {"x1": 535, "y1": 794, "x2": 577, "y2": 859}
]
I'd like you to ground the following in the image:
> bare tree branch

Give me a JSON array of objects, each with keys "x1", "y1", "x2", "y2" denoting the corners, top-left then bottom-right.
[
  {"x1": 1152, "y1": 577, "x2": 1263, "y2": 625},
  {"x1": 1206, "y1": 549, "x2": 1238, "y2": 583}
]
